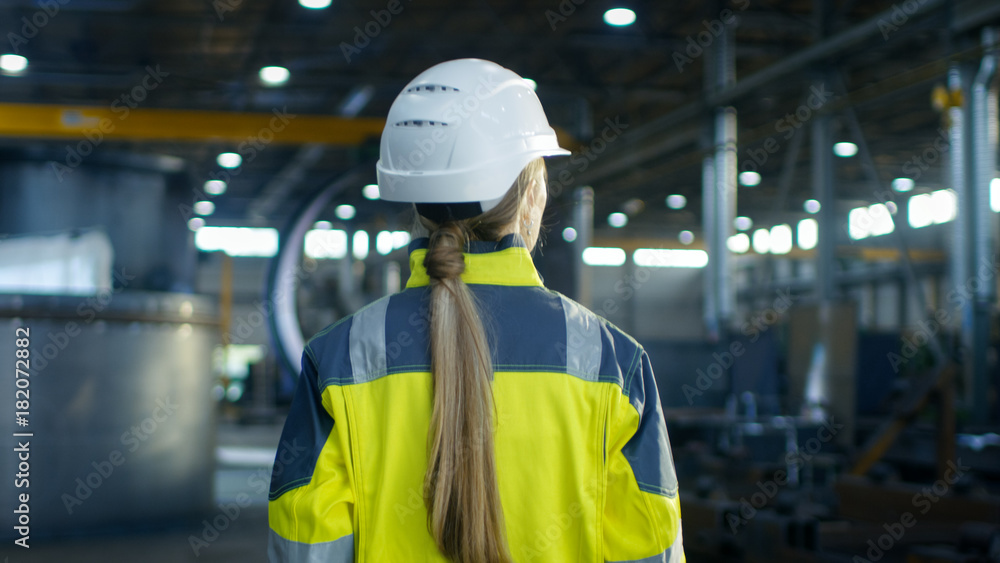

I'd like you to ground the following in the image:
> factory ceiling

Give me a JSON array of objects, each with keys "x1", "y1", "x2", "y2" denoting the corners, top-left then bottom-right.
[{"x1": 0, "y1": 0, "x2": 997, "y2": 239}]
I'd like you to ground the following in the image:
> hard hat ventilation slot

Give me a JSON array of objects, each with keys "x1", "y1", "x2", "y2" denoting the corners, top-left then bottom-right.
[
  {"x1": 394, "y1": 120, "x2": 449, "y2": 127},
  {"x1": 405, "y1": 84, "x2": 460, "y2": 94}
]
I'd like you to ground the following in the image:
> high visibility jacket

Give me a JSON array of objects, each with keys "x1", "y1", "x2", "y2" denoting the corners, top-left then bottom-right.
[{"x1": 268, "y1": 235, "x2": 684, "y2": 563}]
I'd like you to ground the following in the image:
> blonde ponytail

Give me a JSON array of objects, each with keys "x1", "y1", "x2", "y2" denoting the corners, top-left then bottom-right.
[{"x1": 420, "y1": 158, "x2": 546, "y2": 563}]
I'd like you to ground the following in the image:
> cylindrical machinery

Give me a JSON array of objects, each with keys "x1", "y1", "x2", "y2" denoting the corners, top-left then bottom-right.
[{"x1": 0, "y1": 291, "x2": 218, "y2": 538}]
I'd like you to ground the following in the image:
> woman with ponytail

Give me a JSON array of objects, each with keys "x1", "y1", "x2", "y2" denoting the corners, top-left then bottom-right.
[{"x1": 269, "y1": 60, "x2": 685, "y2": 563}]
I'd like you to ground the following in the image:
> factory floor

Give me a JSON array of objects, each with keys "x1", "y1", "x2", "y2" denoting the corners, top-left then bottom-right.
[{"x1": 6, "y1": 417, "x2": 283, "y2": 563}]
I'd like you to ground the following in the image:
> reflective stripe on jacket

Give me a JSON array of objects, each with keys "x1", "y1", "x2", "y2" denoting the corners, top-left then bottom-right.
[{"x1": 268, "y1": 234, "x2": 684, "y2": 563}]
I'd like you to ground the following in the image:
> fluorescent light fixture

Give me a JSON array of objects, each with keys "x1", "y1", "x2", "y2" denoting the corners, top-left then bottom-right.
[
  {"x1": 204, "y1": 179, "x2": 227, "y2": 195},
  {"x1": 608, "y1": 212, "x2": 628, "y2": 228},
  {"x1": 892, "y1": 177, "x2": 915, "y2": 192},
  {"x1": 0, "y1": 54, "x2": 27, "y2": 74},
  {"x1": 603, "y1": 8, "x2": 636, "y2": 26},
  {"x1": 727, "y1": 233, "x2": 750, "y2": 254},
  {"x1": 992, "y1": 178, "x2": 1000, "y2": 212},
  {"x1": 362, "y1": 184, "x2": 380, "y2": 200},
  {"x1": 769, "y1": 224, "x2": 793, "y2": 254},
  {"x1": 259, "y1": 66, "x2": 290, "y2": 87},
  {"x1": 217, "y1": 152, "x2": 242, "y2": 169},
  {"x1": 797, "y1": 218, "x2": 818, "y2": 250},
  {"x1": 304, "y1": 229, "x2": 347, "y2": 259},
  {"x1": 562, "y1": 227, "x2": 578, "y2": 242},
  {"x1": 313, "y1": 220, "x2": 332, "y2": 230},
  {"x1": 833, "y1": 142, "x2": 858, "y2": 157},
  {"x1": 739, "y1": 171, "x2": 761, "y2": 187},
  {"x1": 187, "y1": 218, "x2": 205, "y2": 231},
  {"x1": 666, "y1": 194, "x2": 687, "y2": 209},
  {"x1": 582, "y1": 247, "x2": 626, "y2": 266},
  {"x1": 752, "y1": 228, "x2": 771, "y2": 254},
  {"x1": 376, "y1": 231, "x2": 394, "y2": 255},
  {"x1": 734, "y1": 216, "x2": 753, "y2": 231},
  {"x1": 299, "y1": 0, "x2": 332, "y2": 8},
  {"x1": 523, "y1": 78, "x2": 537, "y2": 91},
  {"x1": 633, "y1": 248, "x2": 708, "y2": 268},
  {"x1": 335, "y1": 204, "x2": 356, "y2": 220},
  {"x1": 352, "y1": 230, "x2": 369, "y2": 260},
  {"x1": 678, "y1": 230, "x2": 694, "y2": 245},
  {"x1": 195, "y1": 227, "x2": 279, "y2": 257},
  {"x1": 803, "y1": 199, "x2": 821, "y2": 214},
  {"x1": 391, "y1": 231, "x2": 411, "y2": 249},
  {"x1": 930, "y1": 189, "x2": 957, "y2": 224},
  {"x1": 194, "y1": 201, "x2": 215, "y2": 216},
  {"x1": 850, "y1": 203, "x2": 895, "y2": 239}
]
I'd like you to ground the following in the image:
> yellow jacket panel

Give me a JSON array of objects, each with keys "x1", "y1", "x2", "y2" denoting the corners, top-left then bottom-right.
[{"x1": 268, "y1": 235, "x2": 684, "y2": 562}]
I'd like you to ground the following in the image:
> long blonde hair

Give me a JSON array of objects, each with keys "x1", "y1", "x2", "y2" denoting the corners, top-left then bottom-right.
[{"x1": 419, "y1": 158, "x2": 545, "y2": 563}]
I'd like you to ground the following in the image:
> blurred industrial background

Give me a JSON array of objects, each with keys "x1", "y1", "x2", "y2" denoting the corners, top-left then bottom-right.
[{"x1": 0, "y1": 0, "x2": 999, "y2": 561}]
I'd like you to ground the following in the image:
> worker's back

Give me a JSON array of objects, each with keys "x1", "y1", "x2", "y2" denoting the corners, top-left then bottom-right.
[{"x1": 268, "y1": 237, "x2": 684, "y2": 563}]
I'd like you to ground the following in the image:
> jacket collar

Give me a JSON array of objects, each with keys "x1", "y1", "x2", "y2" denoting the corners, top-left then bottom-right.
[{"x1": 405, "y1": 233, "x2": 544, "y2": 288}]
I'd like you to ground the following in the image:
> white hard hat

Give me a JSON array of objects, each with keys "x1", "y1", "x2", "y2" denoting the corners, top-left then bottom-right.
[{"x1": 376, "y1": 59, "x2": 569, "y2": 218}]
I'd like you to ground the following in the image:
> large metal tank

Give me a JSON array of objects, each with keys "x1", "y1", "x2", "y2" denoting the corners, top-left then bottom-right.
[{"x1": 0, "y1": 291, "x2": 217, "y2": 539}]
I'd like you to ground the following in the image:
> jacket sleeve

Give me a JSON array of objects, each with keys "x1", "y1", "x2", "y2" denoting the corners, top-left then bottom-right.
[
  {"x1": 268, "y1": 348, "x2": 355, "y2": 563},
  {"x1": 604, "y1": 348, "x2": 684, "y2": 563}
]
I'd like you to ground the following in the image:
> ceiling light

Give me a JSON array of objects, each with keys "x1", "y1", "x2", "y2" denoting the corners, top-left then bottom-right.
[
  {"x1": 259, "y1": 66, "x2": 290, "y2": 87},
  {"x1": 734, "y1": 216, "x2": 753, "y2": 231},
  {"x1": 633, "y1": 249, "x2": 708, "y2": 268},
  {"x1": 335, "y1": 204, "x2": 356, "y2": 220},
  {"x1": 892, "y1": 177, "x2": 915, "y2": 192},
  {"x1": 666, "y1": 194, "x2": 686, "y2": 210},
  {"x1": 678, "y1": 230, "x2": 694, "y2": 245},
  {"x1": 608, "y1": 212, "x2": 628, "y2": 228},
  {"x1": 562, "y1": 227, "x2": 578, "y2": 242},
  {"x1": 752, "y1": 229, "x2": 771, "y2": 254},
  {"x1": 204, "y1": 180, "x2": 227, "y2": 196},
  {"x1": 352, "y1": 230, "x2": 369, "y2": 260},
  {"x1": 313, "y1": 220, "x2": 332, "y2": 230},
  {"x1": 769, "y1": 224, "x2": 793, "y2": 254},
  {"x1": 0, "y1": 54, "x2": 27, "y2": 74},
  {"x1": 362, "y1": 184, "x2": 380, "y2": 200},
  {"x1": 187, "y1": 218, "x2": 205, "y2": 231},
  {"x1": 217, "y1": 152, "x2": 242, "y2": 169},
  {"x1": 727, "y1": 233, "x2": 750, "y2": 253},
  {"x1": 833, "y1": 142, "x2": 858, "y2": 157},
  {"x1": 739, "y1": 171, "x2": 761, "y2": 187},
  {"x1": 803, "y1": 199, "x2": 821, "y2": 214},
  {"x1": 299, "y1": 0, "x2": 332, "y2": 9},
  {"x1": 603, "y1": 8, "x2": 636, "y2": 26},
  {"x1": 797, "y1": 218, "x2": 818, "y2": 250},
  {"x1": 582, "y1": 247, "x2": 626, "y2": 266},
  {"x1": 194, "y1": 201, "x2": 215, "y2": 216}
]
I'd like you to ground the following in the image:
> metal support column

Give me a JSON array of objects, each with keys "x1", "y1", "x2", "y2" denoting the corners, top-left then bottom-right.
[
  {"x1": 971, "y1": 27, "x2": 999, "y2": 422},
  {"x1": 703, "y1": 19, "x2": 737, "y2": 340},
  {"x1": 573, "y1": 186, "x2": 594, "y2": 308}
]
